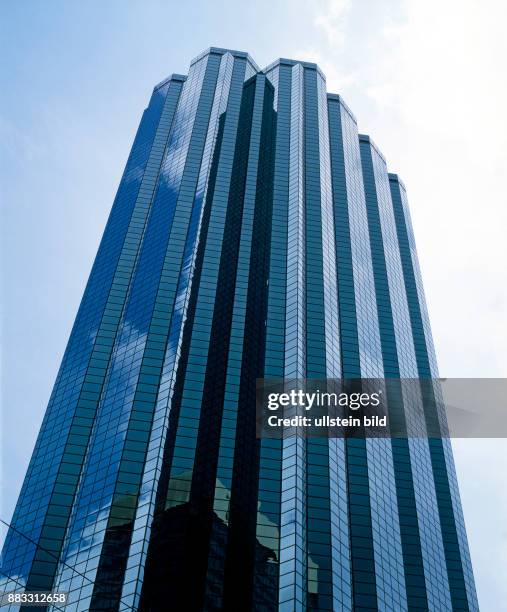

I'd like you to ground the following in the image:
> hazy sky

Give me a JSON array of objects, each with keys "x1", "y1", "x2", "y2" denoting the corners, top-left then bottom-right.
[{"x1": 2, "y1": 0, "x2": 506, "y2": 608}]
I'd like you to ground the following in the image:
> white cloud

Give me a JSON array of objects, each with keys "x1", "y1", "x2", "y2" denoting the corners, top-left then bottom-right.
[{"x1": 313, "y1": 0, "x2": 350, "y2": 47}]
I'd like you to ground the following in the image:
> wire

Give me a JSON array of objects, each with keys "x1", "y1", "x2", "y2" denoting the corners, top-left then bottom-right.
[
  {"x1": 0, "y1": 518, "x2": 136, "y2": 611},
  {"x1": 0, "y1": 570, "x2": 66, "y2": 612}
]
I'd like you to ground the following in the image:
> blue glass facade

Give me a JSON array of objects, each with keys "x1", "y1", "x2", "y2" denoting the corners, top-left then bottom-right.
[{"x1": 1, "y1": 48, "x2": 478, "y2": 611}]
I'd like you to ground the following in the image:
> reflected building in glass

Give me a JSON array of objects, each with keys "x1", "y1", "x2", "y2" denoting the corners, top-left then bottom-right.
[{"x1": 1, "y1": 48, "x2": 478, "y2": 611}]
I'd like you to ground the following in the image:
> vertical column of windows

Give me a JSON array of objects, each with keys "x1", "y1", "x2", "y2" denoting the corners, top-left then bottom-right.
[
  {"x1": 328, "y1": 97, "x2": 379, "y2": 612},
  {"x1": 389, "y1": 175, "x2": 479, "y2": 612},
  {"x1": 222, "y1": 76, "x2": 276, "y2": 610},
  {"x1": 163, "y1": 55, "x2": 247, "y2": 509},
  {"x1": 198, "y1": 75, "x2": 270, "y2": 609},
  {"x1": 360, "y1": 135, "x2": 431, "y2": 610},
  {"x1": 253, "y1": 64, "x2": 289, "y2": 612},
  {"x1": 359, "y1": 137, "x2": 408, "y2": 611},
  {"x1": 278, "y1": 62, "x2": 306, "y2": 612},
  {"x1": 373, "y1": 170, "x2": 452, "y2": 612},
  {"x1": 317, "y1": 78, "x2": 350, "y2": 612},
  {"x1": 185, "y1": 73, "x2": 257, "y2": 607},
  {"x1": 303, "y1": 68, "x2": 336, "y2": 612},
  {"x1": 117, "y1": 52, "x2": 239, "y2": 612},
  {"x1": 323, "y1": 96, "x2": 353, "y2": 612}
]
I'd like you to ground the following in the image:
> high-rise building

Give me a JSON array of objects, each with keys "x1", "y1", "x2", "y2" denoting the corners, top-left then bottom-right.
[{"x1": 1, "y1": 48, "x2": 478, "y2": 611}]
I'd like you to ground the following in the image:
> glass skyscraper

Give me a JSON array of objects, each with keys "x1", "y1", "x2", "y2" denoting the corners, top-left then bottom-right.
[{"x1": 1, "y1": 48, "x2": 478, "y2": 611}]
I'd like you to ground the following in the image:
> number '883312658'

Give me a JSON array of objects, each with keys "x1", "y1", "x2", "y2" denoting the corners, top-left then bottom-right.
[{"x1": 1, "y1": 591, "x2": 68, "y2": 606}]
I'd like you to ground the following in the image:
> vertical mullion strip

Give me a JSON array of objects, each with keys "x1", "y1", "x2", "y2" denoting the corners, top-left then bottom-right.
[
  {"x1": 303, "y1": 67, "x2": 334, "y2": 612},
  {"x1": 318, "y1": 90, "x2": 351, "y2": 612}
]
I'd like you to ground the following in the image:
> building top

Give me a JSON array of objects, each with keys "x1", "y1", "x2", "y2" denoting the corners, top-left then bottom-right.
[
  {"x1": 151, "y1": 50, "x2": 405, "y2": 179},
  {"x1": 190, "y1": 46, "x2": 260, "y2": 73},
  {"x1": 153, "y1": 73, "x2": 187, "y2": 91},
  {"x1": 262, "y1": 57, "x2": 326, "y2": 80},
  {"x1": 359, "y1": 133, "x2": 386, "y2": 164},
  {"x1": 327, "y1": 93, "x2": 357, "y2": 123},
  {"x1": 388, "y1": 172, "x2": 406, "y2": 191}
]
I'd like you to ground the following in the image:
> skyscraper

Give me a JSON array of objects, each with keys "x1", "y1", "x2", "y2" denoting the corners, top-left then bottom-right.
[{"x1": 1, "y1": 47, "x2": 478, "y2": 611}]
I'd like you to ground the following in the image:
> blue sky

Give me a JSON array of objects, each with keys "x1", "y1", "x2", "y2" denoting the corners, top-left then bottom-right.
[{"x1": 2, "y1": 1, "x2": 506, "y2": 608}]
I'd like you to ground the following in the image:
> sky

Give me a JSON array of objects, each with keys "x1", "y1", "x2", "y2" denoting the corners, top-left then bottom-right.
[{"x1": 1, "y1": 0, "x2": 506, "y2": 608}]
